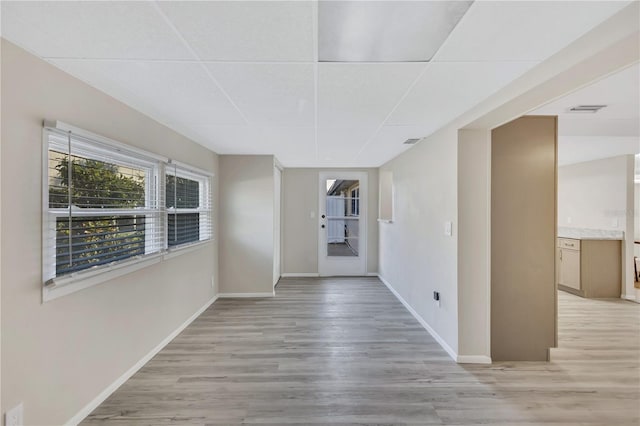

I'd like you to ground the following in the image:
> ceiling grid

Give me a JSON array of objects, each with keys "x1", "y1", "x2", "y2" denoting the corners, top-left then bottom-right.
[{"x1": 0, "y1": 0, "x2": 632, "y2": 166}]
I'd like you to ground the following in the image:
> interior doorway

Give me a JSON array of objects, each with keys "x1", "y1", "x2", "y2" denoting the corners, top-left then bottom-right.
[{"x1": 318, "y1": 171, "x2": 367, "y2": 276}]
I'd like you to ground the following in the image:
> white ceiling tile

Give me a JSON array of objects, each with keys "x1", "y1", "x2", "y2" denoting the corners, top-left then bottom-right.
[
  {"x1": 558, "y1": 136, "x2": 640, "y2": 165},
  {"x1": 319, "y1": 63, "x2": 426, "y2": 128},
  {"x1": 50, "y1": 60, "x2": 245, "y2": 126},
  {"x1": 435, "y1": 0, "x2": 632, "y2": 62},
  {"x1": 157, "y1": 1, "x2": 314, "y2": 61},
  {"x1": 556, "y1": 118, "x2": 640, "y2": 137},
  {"x1": 388, "y1": 61, "x2": 536, "y2": 128},
  {"x1": 317, "y1": 127, "x2": 377, "y2": 162},
  {"x1": 319, "y1": 1, "x2": 472, "y2": 62},
  {"x1": 185, "y1": 125, "x2": 316, "y2": 166},
  {"x1": 206, "y1": 64, "x2": 315, "y2": 126},
  {"x1": 1, "y1": 1, "x2": 191, "y2": 60},
  {"x1": 357, "y1": 125, "x2": 431, "y2": 166},
  {"x1": 531, "y1": 64, "x2": 639, "y2": 121}
]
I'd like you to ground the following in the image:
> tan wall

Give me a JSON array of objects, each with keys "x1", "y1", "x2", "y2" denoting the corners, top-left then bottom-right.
[
  {"x1": 457, "y1": 129, "x2": 491, "y2": 360},
  {"x1": 219, "y1": 155, "x2": 275, "y2": 294},
  {"x1": 491, "y1": 116, "x2": 557, "y2": 362},
  {"x1": 1, "y1": 39, "x2": 219, "y2": 424},
  {"x1": 281, "y1": 168, "x2": 378, "y2": 275}
]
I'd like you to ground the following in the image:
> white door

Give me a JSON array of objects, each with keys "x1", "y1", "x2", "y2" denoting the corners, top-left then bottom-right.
[
  {"x1": 318, "y1": 171, "x2": 367, "y2": 276},
  {"x1": 273, "y1": 166, "x2": 282, "y2": 287}
]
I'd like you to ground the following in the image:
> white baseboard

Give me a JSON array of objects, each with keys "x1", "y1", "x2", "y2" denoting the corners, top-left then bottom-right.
[
  {"x1": 377, "y1": 274, "x2": 458, "y2": 362},
  {"x1": 66, "y1": 295, "x2": 218, "y2": 425},
  {"x1": 622, "y1": 294, "x2": 639, "y2": 303},
  {"x1": 218, "y1": 292, "x2": 275, "y2": 298},
  {"x1": 456, "y1": 355, "x2": 492, "y2": 364},
  {"x1": 280, "y1": 272, "x2": 320, "y2": 278},
  {"x1": 365, "y1": 272, "x2": 379, "y2": 277}
]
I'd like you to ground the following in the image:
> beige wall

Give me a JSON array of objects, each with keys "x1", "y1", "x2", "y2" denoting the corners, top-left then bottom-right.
[
  {"x1": 491, "y1": 116, "x2": 557, "y2": 362},
  {"x1": 457, "y1": 129, "x2": 491, "y2": 361},
  {"x1": 281, "y1": 168, "x2": 378, "y2": 275},
  {"x1": 1, "y1": 39, "x2": 219, "y2": 425},
  {"x1": 379, "y1": 128, "x2": 459, "y2": 356},
  {"x1": 219, "y1": 155, "x2": 275, "y2": 294}
]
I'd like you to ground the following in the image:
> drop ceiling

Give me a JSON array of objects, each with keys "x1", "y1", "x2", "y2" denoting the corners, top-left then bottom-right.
[
  {"x1": 531, "y1": 63, "x2": 640, "y2": 165},
  {"x1": 1, "y1": 1, "x2": 632, "y2": 167}
]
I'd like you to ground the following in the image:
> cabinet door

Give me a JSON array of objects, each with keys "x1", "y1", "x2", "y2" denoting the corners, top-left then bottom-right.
[{"x1": 559, "y1": 248, "x2": 581, "y2": 290}]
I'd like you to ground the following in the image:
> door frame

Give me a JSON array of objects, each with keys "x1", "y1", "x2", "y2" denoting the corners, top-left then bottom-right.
[{"x1": 318, "y1": 171, "x2": 367, "y2": 276}]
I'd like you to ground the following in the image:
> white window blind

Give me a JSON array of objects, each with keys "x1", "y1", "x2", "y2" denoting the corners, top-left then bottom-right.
[
  {"x1": 165, "y1": 162, "x2": 212, "y2": 249},
  {"x1": 43, "y1": 123, "x2": 213, "y2": 290},
  {"x1": 44, "y1": 129, "x2": 164, "y2": 285}
]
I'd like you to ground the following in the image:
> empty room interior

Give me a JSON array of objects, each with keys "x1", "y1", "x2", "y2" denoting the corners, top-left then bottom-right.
[{"x1": 1, "y1": 1, "x2": 639, "y2": 425}]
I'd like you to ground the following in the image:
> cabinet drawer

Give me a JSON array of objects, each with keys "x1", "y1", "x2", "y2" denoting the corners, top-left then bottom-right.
[{"x1": 558, "y1": 238, "x2": 580, "y2": 250}]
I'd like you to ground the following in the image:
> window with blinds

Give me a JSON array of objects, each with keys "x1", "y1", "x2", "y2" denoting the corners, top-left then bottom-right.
[
  {"x1": 166, "y1": 163, "x2": 212, "y2": 248},
  {"x1": 43, "y1": 125, "x2": 213, "y2": 287}
]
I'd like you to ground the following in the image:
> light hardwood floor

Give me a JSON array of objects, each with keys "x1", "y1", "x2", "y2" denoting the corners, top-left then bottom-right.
[{"x1": 83, "y1": 278, "x2": 640, "y2": 425}]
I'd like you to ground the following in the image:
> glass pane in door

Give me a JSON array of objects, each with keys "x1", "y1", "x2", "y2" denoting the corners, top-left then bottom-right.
[{"x1": 326, "y1": 179, "x2": 360, "y2": 257}]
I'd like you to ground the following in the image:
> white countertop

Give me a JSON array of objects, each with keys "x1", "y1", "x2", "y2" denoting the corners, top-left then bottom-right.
[{"x1": 558, "y1": 227, "x2": 624, "y2": 240}]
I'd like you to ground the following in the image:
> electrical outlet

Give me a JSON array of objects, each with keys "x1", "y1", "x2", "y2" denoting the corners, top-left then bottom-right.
[{"x1": 6, "y1": 403, "x2": 23, "y2": 426}]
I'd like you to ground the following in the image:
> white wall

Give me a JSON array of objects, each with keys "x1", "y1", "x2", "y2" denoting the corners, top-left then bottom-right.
[
  {"x1": 219, "y1": 155, "x2": 275, "y2": 295},
  {"x1": 558, "y1": 155, "x2": 635, "y2": 298},
  {"x1": 1, "y1": 40, "x2": 219, "y2": 424},
  {"x1": 558, "y1": 156, "x2": 631, "y2": 231},
  {"x1": 378, "y1": 127, "x2": 459, "y2": 357},
  {"x1": 281, "y1": 168, "x2": 378, "y2": 275}
]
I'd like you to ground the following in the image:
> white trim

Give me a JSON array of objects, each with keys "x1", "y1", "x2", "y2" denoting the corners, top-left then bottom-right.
[
  {"x1": 456, "y1": 355, "x2": 492, "y2": 364},
  {"x1": 318, "y1": 171, "x2": 368, "y2": 276},
  {"x1": 377, "y1": 274, "x2": 458, "y2": 362},
  {"x1": 65, "y1": 295, "x2": 217, "y2": 426},
  {"x1": 365, "y1": 272, "x2": 379, "y2": 277},
  {"x1": 281, "y1": 272, "x2": 320, "y2": 278},
  {"x1": 217, "y1": 292, "x2": 275, "y2": 298},
  {"x1": 43, "y1": 255, "x2": 162, "y2": 302},
  {"x1": 622, "y1": 294, "x2": 639, "y2": 303}
]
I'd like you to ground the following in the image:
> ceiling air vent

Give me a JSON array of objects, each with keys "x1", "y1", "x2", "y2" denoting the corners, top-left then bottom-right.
[
  {"x1": 568, "y1": 105, "x2": 607, "y2": 113},
  {"x1": 403, "y1": 138, "x2": 421, "y2": 145}
]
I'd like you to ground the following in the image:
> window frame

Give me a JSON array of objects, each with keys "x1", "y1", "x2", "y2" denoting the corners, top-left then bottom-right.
[
  {"x1": 165, "y1": 162, "x2": 213, "y2": 250},
  {"x1": 42, "y1": 121, "x2": 214, "y2": 302},
  {"x1": 350, "y1": 187, "x2": 360, "y2": 216}
]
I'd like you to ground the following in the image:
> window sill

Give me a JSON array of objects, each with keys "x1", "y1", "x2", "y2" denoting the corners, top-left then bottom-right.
[
  {"x1": 43, "y1": 254, "x2": 163, "y2": 303},
  {"x1": 163, "y1": 239, "x2": 213, "y2": 260}
]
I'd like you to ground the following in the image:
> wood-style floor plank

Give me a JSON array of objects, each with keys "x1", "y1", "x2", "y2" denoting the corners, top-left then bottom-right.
[{"x1": 82, "y1": 278, "x2": 640, "y2": 425}]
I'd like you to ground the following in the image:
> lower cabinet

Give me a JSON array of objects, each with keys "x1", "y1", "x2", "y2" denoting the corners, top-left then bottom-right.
[{"x1": 557, "y1": 238, "x2": 621, "y2": 298}]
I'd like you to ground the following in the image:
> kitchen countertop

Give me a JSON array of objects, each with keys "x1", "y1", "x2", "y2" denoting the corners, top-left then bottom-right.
[{"x1": 558, "y1": 227, "x2": 624, "y2": 241}]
